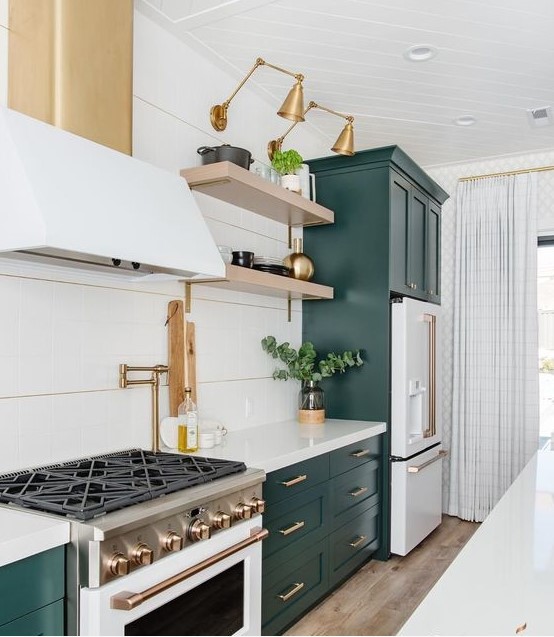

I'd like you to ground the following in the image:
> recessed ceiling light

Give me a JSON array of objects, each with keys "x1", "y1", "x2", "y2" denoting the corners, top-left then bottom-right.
[
  {"x1": 454, "y1": 115, "x2": 477, "y2": 126},
  {"x1": 403, "y1": 45, "x2": 437, "y2": 62}
]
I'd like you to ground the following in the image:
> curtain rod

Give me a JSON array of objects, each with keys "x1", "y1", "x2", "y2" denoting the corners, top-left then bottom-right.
[{"x1": 459, "y1": 165, "x2": 554, "y2": 182}]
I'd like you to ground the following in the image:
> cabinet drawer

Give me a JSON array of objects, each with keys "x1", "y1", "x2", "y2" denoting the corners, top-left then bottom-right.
[
  {"x1": 329, "y1": 503, "x2": 379, "y2": 587},
  {"x1": 331, "y1": 460, "x2": 379, "y2": 527},
  {"x1": 0, "y1": 546, "x2": 65, "y2": 626},
  {"x1": 0, "y1": 599, "x2": 64, "y2": 637},
  {"x1": 264, "y1": 455, "x2": 329, "y2": 504},
  {"x1": 262, "y1": 540, "x2": 328, "y2": 636},
  {"x1": 263, "y1": 482, "x2": 328, "y2": 566},
  {"x1": 330, "y1": 436, "x2": 380, "y2": 477}
]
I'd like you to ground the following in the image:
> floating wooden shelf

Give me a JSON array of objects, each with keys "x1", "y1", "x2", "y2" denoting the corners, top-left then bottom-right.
[
  {"x1": 181, "y1": 161, "x2": 334, "y2": 227},
  {"x1": 191, "y1": 264, "x2": 334, "y2": 301}
]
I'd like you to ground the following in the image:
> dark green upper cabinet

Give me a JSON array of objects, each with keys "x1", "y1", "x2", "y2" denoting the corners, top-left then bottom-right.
[{"x1": 426, "y1": 200, "x2": 441, "y2": 303}]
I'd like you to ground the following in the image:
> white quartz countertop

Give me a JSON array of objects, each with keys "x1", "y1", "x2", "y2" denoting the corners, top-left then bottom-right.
[
  {"x1": 0, "y1": 507, "x2": 70, "y2": 568},
  {"x1": 400, "y1": 450, "x2": 554, "y2": 636},
  {"x1": 193, "y1": 419, "x2": 386, "y2": 473}
]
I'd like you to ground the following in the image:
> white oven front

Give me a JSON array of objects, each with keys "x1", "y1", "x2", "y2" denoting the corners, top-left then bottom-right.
[{"x1": 80, "y1": 520, "x2": 267, "y2": 636}]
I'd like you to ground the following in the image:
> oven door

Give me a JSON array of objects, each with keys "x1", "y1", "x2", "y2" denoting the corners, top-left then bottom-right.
[{"x1": 80, "y1": 521, "x2": 266, "y2": 636}]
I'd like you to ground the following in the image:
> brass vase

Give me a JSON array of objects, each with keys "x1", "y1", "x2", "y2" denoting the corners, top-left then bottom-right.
[{"x1": 284, "y1": 238, "x2": 314, "y2": 281}]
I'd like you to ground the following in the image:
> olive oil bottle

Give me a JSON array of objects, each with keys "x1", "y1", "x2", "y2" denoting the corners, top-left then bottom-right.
[{"x1": 177, "y1": 387, "x2": 198, "y2": 453}]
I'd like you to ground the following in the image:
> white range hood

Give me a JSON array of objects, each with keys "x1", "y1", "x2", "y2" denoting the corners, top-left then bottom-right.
[{"x1": 0, "y1": 106, "x2": 225, "y2": 279}]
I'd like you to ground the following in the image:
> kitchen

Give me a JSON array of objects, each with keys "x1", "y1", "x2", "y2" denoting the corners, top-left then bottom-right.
[{"x1": 1, "y1": 0, "x2": 554, "y2": 636}]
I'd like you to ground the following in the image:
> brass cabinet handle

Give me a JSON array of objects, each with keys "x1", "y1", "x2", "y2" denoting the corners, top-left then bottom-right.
[
  {"x1": 279, "y1": 521, "x2": 305, "y2": 536},
  {"x1": 423, "y1": 313, "x2": 437, "y2": 438},
  {"x1": 349, "y1": 486, "x2": 368, "y2": 498},
  {"x1": 350, "y1": 449, "x2": 370, "y2": 458},
  {"x1": 111, "y1": 527, "x2": 269, "y2": 610},
  {"x1": 349, "y1": 535, "x2": 366, "y2": 548},
  {"x1": 279, "y1": 474, "x2": 307, "y2": 487},
  {"x1": 278, "y1": 581, "x2": 305, "y2": 602}
]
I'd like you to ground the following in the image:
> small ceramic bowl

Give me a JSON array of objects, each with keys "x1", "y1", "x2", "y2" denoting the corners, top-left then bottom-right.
[
  {"x1": 218, "y1": 245, "x2": 233, "y2": 264},
  {"x1": 232, "y1": 250, "x2": 254, "y2": 268}
]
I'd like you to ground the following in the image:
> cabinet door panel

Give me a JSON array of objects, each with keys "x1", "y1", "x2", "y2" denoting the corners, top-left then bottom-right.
[
  {"x1": 0, "y1": 546, "x2": 64, "y2": 626},
  {"x1": 262, "y1": 540, "x2": 328, "y2": 636},
  {"x1": 329, "y1": 502, "x2": 380, "y2": 587},
  {"x1": 409, "y1": 190, "x2": 427, "y2": 295},
  {"x1": 0, "y1": 600, "x2": 64, "y2": 637},
  {"x1": 263, "y1": 482, "x2": 328, "y2": 564},
  {"x1": 390, "y1": 173, "x2": 411, "y2": 295},
  {"x1": 426, "y1": 201, "x2": 441, "y2": 303}
]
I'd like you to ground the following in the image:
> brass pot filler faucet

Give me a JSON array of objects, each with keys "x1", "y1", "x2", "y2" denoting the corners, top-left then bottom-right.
[{"x1": 119, "y1": 364, "x2": 169, "y2": 452}]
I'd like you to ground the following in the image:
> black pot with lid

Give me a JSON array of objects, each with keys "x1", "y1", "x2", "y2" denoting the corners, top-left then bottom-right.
[{"x1": 197, "y1": 144, "x2": 253, "y2": 170}]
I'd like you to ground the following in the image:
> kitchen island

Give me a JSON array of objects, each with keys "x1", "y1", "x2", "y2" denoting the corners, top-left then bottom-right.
[
  {"x1": 400, "y1": 450, "x2": 554, "y2": 636},
  {"x1": 192, "y1": 418, "x2": 386, "y2": 472}
]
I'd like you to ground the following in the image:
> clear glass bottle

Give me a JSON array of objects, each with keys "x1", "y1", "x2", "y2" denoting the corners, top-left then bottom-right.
[{"x1": 177, "y1": 387, "x2": 198, "y2": 453}]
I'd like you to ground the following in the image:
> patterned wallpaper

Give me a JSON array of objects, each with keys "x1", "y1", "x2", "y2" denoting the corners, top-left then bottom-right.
[{"x1": 426, "y1": 150, "x2": 554, "y2": 510}]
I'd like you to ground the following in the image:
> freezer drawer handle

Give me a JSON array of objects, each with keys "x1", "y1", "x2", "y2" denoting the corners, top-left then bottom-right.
[
  {"x1": 407, "y1": 450, "x2": 448, "y2": 473},
  {"x1": 279, "y1": 521, "x2": 305, "y2": 536},
  {"x1": 110, "y1": 527, "x2": 268, "y2": 611},
  {"x1": 350, "y1": 449, "x2": 370, "y2": 458},
  {"x1": 349, "y1": 535, "x2": 366, "y2": 549},
  {"x1": 349, "y1": 486, "x2": 368, "y2": 498},
  {"x1": 279, "y1": 474, "x2": 307, "y2": 487},
  {"x1": 278, "y1": 581, "x2": 305, "y2": 602}
]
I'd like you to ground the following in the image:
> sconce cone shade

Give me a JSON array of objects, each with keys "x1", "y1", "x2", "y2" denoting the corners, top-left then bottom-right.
[
  {"x1": 331, "y1": 122, "x2": 355, "y2": 156},
  {"x1": 277, "y1": 81, "x2": 305, "y2": 122}
]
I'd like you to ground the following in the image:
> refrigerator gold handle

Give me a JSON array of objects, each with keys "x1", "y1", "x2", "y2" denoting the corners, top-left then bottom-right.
[
  {"x1": 423, "y1": 313, "x2": 436, "y2": 438},
  {"x1": 407, "y1": 450, "x2": 448, "y2": 473}
]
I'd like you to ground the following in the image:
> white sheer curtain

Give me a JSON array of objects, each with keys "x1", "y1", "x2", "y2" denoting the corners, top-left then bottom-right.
[{"x1": 448, "y1": 173, "x2": 539, "y2": 522}]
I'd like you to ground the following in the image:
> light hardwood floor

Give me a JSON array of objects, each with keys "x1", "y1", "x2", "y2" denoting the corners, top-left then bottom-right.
[{"x1": 285, "y1": 514, "x2": 479, "y2": 636}]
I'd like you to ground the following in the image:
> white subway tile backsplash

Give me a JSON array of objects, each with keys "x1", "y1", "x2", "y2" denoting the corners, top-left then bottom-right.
[
  {"x1": 0, "y1": 1, "x2": 8, "y2": 28},
  {"x1": 0, "y1": 26, "x2": 6, "y2": 108},
  {"x1": 19, "y1": 395, "x2": 53, "y2": 436},
  {"x1": 18, "y1": 356, "x2": 53, "y2": 395}
]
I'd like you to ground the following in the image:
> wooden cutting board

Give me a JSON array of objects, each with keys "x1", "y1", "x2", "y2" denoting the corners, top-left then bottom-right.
[{"x1": 167, "y1": 300, "x2": 197, "y2": 415}]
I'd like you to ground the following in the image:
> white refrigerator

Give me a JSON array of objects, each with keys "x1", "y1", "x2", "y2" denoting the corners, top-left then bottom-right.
[{"x1": 390, "y1": 297, "x2": 446, "y2": 556}]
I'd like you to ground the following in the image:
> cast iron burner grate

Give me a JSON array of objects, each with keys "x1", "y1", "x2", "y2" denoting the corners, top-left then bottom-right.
[{"x1": 0, "y1": 449, "x2": 246, "y2": 521}]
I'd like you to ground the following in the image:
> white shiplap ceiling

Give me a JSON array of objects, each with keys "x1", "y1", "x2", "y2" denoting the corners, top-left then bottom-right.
[{"x1": 138, "y1": 0, "x2": 554, "y2": 166}]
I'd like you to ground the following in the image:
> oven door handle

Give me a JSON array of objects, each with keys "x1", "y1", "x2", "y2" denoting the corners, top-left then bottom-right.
[{"x1": 110, "y1": 527, "x2": 269, "y2": 611}]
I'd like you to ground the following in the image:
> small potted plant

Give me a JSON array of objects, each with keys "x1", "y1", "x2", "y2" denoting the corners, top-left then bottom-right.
[
  {"x1": 271, "y1": 149, "x2": 304, "y2": 193},
  {"x1": 261, "y1": 336, "x2": 364, "y2": 423}
]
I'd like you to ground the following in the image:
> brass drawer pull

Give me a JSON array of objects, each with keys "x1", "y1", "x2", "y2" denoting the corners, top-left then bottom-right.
[
  {"x1": 278, "y1": 581, "x2": 305, "y2": 602},
  {"x1": 279, "y1": 474, "x2": 307, "y2": 487},
  {"x1": 279, "y1": 520, "x2": 305, "y2": 536},
  {"x1": 350, "y1": 449, "x2": 370, "y2": 458},
  {"x1": 349, "y1": 535, "x2": 366, "y2": 549},
  {"x1": 349, "y1": 486, "x2": 368, "y2": 498},
  {"x1": 408, "y1": 450, "x2": 448, "y2": 473}
]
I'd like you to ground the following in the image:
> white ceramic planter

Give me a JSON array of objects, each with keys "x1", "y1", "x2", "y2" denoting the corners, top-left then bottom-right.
[{"x1": 281, "y1": 174, "x2": 301, "y2": 193}]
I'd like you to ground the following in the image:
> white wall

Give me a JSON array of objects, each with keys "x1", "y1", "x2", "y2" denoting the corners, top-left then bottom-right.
[
  {"x1": 0, "y1": 7, "x2": 330, "y2": 472},
  {"x1": 426, "y1": 149, "x2": 554, "y2": 510},
  {"x1": 0, "y1": 0, "x2": 7, "y2": 107}
]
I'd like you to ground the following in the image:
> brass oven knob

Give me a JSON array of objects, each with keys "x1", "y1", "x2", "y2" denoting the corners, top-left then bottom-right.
[
  {"x1": 234, "y1": 502, "x2": 253, "y2": 520},
  {"x1": 188, "y1": 519, "x2": 211, "y2": 542},
  {"x1": 108, "y1": 552, "x2": 130, "y2": 577},
  {"x1": 250, "y1": 497, "x2": 266, "y2": 514},
  {"x1": 132, "y1": 543, "x2": 154, "y2": 566},
  {"x1": 212, "y1": 511, "x2": 232, "y2": 529},
  {"x1": 163, "y1": 531, "x2": 184, "y2": 552}
]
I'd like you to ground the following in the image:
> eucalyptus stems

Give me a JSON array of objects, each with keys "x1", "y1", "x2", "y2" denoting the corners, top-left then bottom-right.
[{"x1": 261, "y1": 336, "x2": 363, "y2": 382}]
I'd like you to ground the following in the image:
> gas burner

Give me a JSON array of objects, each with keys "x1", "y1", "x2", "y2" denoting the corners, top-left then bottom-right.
[{"x1": 0, "y1": 449, "x2": 246, "y2": 520}]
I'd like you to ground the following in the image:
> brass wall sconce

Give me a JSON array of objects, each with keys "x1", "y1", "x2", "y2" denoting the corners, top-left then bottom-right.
[
  {"x1": 210, "y1": 57, "x2": 305, "y2": 132},
  {"x1": 267, "y1": 101, "x2": 355, "y2": 160}
]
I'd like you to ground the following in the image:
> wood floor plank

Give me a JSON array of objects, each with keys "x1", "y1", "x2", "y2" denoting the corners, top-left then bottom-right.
[{"x1": 285, "y1": 515, "x2": 478, "y2": 636}]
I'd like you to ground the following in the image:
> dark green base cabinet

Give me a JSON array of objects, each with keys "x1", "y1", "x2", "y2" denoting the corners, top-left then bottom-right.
[
  {"x1": 261, "y1": 437, "x2": 381, "y2": 635},
  {"x1": 0, "y1": 546, "x2": 65, "y2": 636}
]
